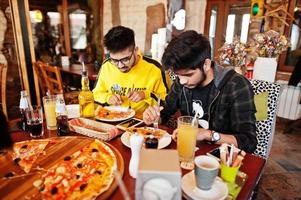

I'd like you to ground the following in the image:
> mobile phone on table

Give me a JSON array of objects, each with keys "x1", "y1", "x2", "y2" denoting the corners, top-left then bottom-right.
[
  {"x1": 206, "y1": 144, "x2": 239, "y2": 161},
  {"x1": 116, "y1": 118, "x2": 144, "y2": 131}
]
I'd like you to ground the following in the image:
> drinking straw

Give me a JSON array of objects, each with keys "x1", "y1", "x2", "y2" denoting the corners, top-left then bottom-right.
[
  {"x1": 220, "y1": 146, "x2": 227, "y2": 165},
  {"x1": 228, "y1": 144, "x2": 234, "y2": 167},
  {"x1": 113, "y1": 170, "x2": 131, "y2": 200},
  {"x1": 232, "y1": 155, "x2": 244, "y2": 167},
  {"x1": 191, "y1": 112, "x2": 198, "y2": 127}
]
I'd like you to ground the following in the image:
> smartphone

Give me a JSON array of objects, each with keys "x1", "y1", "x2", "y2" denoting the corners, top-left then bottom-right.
[
  {"x1": 116, "y1": 118, "x2": 144, "y2": 131},
  {"x1": 206, "y1": 144, "x2": 239, "y2": 161}
]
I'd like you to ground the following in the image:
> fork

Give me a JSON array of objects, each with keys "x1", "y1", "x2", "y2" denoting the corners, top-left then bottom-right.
[
  {"x1": 127, "y1": 84, "x2": 135, "y2": 111},
  {"x1": 153, "y1": 95, "x2": 161, "y2": 129}
]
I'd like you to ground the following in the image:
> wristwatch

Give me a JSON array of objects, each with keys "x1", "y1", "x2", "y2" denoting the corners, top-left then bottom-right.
[{"x1": 211, "y1": 131, "x2": 221, "y2": 143}]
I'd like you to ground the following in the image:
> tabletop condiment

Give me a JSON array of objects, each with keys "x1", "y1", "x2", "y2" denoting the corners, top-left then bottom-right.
[
  {"x1": 145, "y1": 135, "x2": 158, "y2": 149},
  {"x1": 19, "y1": 90, "x2": 32, "y2": 132},
  {"x1": 78, "y1": 62, "x2": 94, "y2": 118},
  {"x1": 55, "y1": 94, "x2": 69, "y2": 136},
  {"x1": 129, "y1": 133, "x2": 144, "y2": 178}
]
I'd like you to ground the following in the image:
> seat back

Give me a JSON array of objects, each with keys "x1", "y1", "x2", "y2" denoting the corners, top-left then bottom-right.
[
  {"x1": 250, "y1": 79, "x2": 281, "y2": 159},
  {"x1": 34, "y1": 61, "x2": 79, "y2": 104},
  {"x1": 38, "y1": 62, "x2": 64, "y2": 95},
  {"x1": 0, "y1": 63, "x2": 7, "y2": 117},
  {"x1": 33, "y1": 61, "x2": 49, "y2": 96}
]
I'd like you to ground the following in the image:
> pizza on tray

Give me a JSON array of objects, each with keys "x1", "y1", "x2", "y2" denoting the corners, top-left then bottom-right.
[
  {"x1": 126, "y1": 127, "x2": 166, "y2": 139},
  {"x1": 11, "y1": 139, "x2": 51, "y2": 173},
  {"x1": 95, "y1": 106, "x2": 132, "y2": 120},
  {"x1": 33, "y1": 139, "x2": 117, "y2": 200}
]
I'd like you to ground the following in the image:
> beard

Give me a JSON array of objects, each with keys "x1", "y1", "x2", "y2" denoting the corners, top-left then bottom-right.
[
  {"x1": 118, "y1": 65, "x2": 131, "y2": 73},
  {"x1": 184, "y1": 73, "x2": 207, "y2": 89}
]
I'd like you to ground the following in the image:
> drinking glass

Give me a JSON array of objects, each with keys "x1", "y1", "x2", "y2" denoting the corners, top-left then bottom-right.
[
  {"x1": 177, "y1": 116, "x2": 198, "y2": 170},
  {"x1": 25, "y1": 106, "x2": 43, "y2": 138},
  {"x1": 43, "y1": 95, "x2": 57, "y2": 130}
]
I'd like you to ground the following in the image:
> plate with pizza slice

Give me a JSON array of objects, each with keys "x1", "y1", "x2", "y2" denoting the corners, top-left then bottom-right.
[
  {"x1": 95, "y1": 105, "x2": 135, "y2": 122},
  {"x1": 121, "y1": 127, "x2": 172, "y2": 149}
]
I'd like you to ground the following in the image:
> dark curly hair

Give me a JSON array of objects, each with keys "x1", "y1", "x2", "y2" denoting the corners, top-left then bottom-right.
[
  {"x1": 162, "y1": 30, "x2": 211, "y2": 71},
  {"x1": 104, "y1": 26, "x2": 135, "y2": 53}
]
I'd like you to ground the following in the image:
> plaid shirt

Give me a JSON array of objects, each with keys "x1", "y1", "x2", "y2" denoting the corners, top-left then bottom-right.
[{"x1": 161, "y1": 64, "x2": 257, "y2": 153}]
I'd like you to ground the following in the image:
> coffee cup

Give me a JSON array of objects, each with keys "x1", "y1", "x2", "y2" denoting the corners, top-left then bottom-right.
[{"x1": 194, "y1": 155, "x2": 220, "y2": 190}]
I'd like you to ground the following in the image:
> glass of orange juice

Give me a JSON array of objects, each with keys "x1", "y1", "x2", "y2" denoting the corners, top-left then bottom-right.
[
  {"x1": 43, "y1": 95, "x2": 57, "y2": 130},
  {"x1": 177, "y1": 116, "x2": 198, "y2": 170}
]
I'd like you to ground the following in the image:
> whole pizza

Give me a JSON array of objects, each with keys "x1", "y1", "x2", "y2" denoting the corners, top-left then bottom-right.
[{"x1": 32, "y1": 139, "x2": 117, "y2": 199}]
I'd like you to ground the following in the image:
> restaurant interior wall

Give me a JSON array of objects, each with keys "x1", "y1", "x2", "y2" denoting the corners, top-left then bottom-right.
[
  {"x1": 103, "y1": 0, "x2": 167, "y2": 54},
  {"x1": 0, "y1": 0, "x2": 23, "y2": 120}
]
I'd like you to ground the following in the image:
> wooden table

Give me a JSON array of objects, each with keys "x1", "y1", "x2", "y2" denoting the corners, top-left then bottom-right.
[
  {"x1": 60, "y1": 63, "x2": 99, "y2": 81},
  {"x1": 5, "y1": 127, "x2": 265, "y2": 200}
]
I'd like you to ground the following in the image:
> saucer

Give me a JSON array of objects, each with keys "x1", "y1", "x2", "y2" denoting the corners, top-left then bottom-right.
[{"x1": 181, "y1": 171, "x2": 228, "y2": 200}]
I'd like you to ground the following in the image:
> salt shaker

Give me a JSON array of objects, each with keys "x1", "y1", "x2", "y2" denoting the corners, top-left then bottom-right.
[{"x1": 129, "y1": 133, "x2": 144, "y2": 178}]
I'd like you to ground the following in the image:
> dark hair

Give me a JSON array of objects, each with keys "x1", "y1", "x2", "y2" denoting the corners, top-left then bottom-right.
[
  {"x1": 162, "y1": 30, "x2": 211, "y2": 71},
  {"x1": 104, "y1": 26, "x2": 135, "y2": 53}
]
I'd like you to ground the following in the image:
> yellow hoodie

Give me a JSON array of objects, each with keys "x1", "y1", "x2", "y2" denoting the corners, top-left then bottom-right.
[{"x1": 93, "y1": 52, "x2": 167, "y2": 114}]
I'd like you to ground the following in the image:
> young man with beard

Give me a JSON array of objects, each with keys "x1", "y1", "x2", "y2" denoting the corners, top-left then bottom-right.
[
  {"x1": 93, "y1": 26, "x2": 167, "y2": 114},
  {"x1": 143, "y1": 31, "x2": 257, "y2": 153}
]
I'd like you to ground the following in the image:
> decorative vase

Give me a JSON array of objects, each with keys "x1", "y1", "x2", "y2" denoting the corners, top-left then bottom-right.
[{"x1": 253, "y1": 57, "x2": 277, "y2": 82}]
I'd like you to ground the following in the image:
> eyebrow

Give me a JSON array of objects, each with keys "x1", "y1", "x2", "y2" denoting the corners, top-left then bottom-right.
[
  {"x1": 110, "y1": 51, "x2": 133, "y2": 61},
  {"x1": 176, "y1": 72, "x2": 194, "y2": 76}
]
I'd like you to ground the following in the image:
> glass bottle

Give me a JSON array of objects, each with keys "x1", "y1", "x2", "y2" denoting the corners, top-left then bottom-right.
[
  {"x1": 78, "y1": 62, "x2": 95, "y2": 118},
  {"x1": 19, "y1": 90, "x2": 32, "y2": 131},
  {"x1": 55, "y1": 94, "x2": 70, "y2": 136}
]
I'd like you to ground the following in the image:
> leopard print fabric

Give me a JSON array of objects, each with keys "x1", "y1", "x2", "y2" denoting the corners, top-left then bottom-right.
[{"x1": 250, "y1": 79, "x2": 281, "y2": 159}]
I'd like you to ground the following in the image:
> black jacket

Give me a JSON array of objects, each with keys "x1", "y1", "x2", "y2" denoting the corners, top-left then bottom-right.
[{"x1": 161, "y1": 64, "x2": 257, "y2": 153}]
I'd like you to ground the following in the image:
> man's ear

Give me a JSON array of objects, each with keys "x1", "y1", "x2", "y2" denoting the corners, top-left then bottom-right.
[{"x1": 203, "y1": 59, "x2": 212, "y2": 72}]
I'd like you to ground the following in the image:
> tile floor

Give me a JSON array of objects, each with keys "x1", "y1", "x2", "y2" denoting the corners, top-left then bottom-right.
[{"x1": 256, "y1": 118, "x2": 301, "y2": 200}]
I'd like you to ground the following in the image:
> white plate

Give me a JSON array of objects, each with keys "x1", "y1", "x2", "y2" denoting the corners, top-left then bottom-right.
[
  {"x1": 182, "y1": 171, "x2": 228, "y2": 200},
  {"x1": 95, "y1": 106, "x2": 135, "y2": 122},
  {"x1": 120, "y1": 128, "x2": 172, "y2": 149},
  {"x1": 66, "y1": 104, "x2": 80, "y2": 119}
]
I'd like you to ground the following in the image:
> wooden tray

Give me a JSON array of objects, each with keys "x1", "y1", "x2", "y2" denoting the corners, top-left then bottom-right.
[{"x1": 0, "y1": 136, "x2": 124, "y2": 200}]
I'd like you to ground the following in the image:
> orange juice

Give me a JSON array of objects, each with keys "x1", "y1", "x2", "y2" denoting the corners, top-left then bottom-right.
[
  {"x1": 43, "y1": 95, "x2": 57, "y2": 130},
  {"x1": 177, "y1": 124, "x2": 198, "y2": 162}
]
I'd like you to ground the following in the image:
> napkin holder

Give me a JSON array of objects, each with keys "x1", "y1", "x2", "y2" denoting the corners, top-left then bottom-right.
[{"x1": 136, "y1": 149, "x2": 181, "y2": 200}]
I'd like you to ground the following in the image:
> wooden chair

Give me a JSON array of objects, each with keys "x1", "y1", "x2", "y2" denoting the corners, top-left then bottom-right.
[
  {"x1": 33, "y1": 61, "x2": 50, "y2": 96},
  {"x1": 34, "y1": 61, "x2": 79, "y2": 104},
  {"x1": 0, "y1": 63, "x2": 7, "y2": 117}
]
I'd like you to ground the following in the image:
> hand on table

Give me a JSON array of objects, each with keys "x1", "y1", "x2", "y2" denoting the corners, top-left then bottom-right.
[
  {"x1": 108, "y1": 94, "x2": 122, "y2": 105},
  {"x1": 127, "y1": 91, "x2": 145, "y2": 102}
]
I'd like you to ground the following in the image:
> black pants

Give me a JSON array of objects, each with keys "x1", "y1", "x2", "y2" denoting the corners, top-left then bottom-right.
[{"x1": 288, "y1": 57, "x2": 301, "y2": 86}]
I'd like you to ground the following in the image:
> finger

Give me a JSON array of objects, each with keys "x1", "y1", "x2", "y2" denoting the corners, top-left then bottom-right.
[
  {"x1": 115, "y1": 94, "x2": 122, "y2": 104},
  {"x1": 148, "y1": 106, "x2": 159, "y2": 121},
  {"x1": 172, "y1": 129, "x2": 178, "y2": 141},
  {"x1": 143, "y1": 109, "x2": 153, "y2": 125},
  {"x1": 127, "y1": 91, "x2": 133, "y2": 98}
]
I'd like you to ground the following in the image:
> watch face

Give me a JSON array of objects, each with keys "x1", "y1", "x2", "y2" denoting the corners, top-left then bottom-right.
[{"x1": 212, "y1": 131, "x2": 220, "y2": 141}]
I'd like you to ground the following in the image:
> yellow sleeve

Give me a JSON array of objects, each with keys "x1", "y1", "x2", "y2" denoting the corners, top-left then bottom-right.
[
  {"x1": 92, "y1": 68, "x2": 112, "y2": 104},
  {"x1": 143, "y1": 69, "x2": 167, "y2": 106}
]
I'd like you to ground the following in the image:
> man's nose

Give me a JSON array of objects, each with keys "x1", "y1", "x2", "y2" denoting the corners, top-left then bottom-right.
[
  {"x1": 117, "y1": 61, "x2": 125, "y2": 68},
  {"x1": 179, "y1": 77, "x2": 188, "y2": 85}
]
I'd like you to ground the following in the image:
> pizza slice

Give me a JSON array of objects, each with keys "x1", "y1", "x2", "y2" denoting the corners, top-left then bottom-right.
[
  {"x1": 11, "y1": 139, "x2": 50, "y2": 173},
  {"x1": 126, "y1": 127, "x2": 166, "y2": 139},
  {"x1": 33, "y1": 139, "x2": 117, "y2": 199}
]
